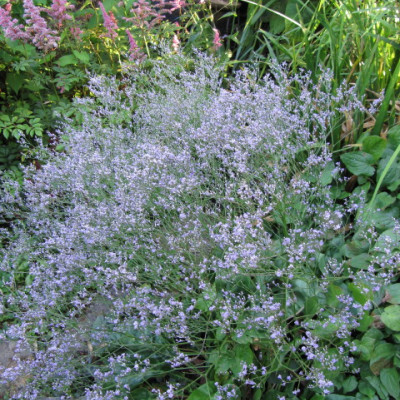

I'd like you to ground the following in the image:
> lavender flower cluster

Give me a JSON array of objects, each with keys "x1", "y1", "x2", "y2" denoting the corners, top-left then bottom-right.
[{"x1": 0, "y1": 52, "x2": 396, "y2": 399}]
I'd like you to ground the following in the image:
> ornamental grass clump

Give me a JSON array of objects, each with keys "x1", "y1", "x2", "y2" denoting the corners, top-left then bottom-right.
[{"x1": 0, "y1": 53, "x2": 398, "y2": 399}]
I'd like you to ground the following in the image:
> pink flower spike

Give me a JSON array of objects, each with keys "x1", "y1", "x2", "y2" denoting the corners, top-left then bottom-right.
[
  {"x1": 23, "y1": 0, "x2": 60, "y2": 51},
  {"x1": 169, "y1": 0, "x2": 186, "y2": 12},
  {"x1": 99, "y1": 2, "x2": 118, "y2": 40},
  {"x1": 126, "y1": 29, "x2": 146, "y2": 62},
  {"x1": 45, "y1": 0, "x2": 74, "y2": 29},
  {"x1": 70, "y1": 26, "x2": 83, "y2": 39},
  {"x1": 0, "y1": 5, "x2": 30, "y2": 42},
  {"x1": 212, "y1": 28, "x2": 222, "y2": 50}
]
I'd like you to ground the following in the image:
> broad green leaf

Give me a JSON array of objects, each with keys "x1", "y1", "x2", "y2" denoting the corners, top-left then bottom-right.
[
  {"x1": 321, "y1": 161, "x2": 335, "y2": 186},
  {"x1": 366, "y1": 375, "x2": 389, "y2": 399},
  {"x1": 381, "y1": 305, "x2": 400, "y2": 331},
  {"x1": 358, "y1": 380, "x2": 375, "y2": 397},
  {"x1": 305, "y1": 296, "x2": 319, "y2": 316},
  {"x1": 349, "y1": 253, "x2": 371, "y2": 269},
  {"x1": 269, "y1": 13, "x2": 285, "y2": 34},
  {"x1": 380, "y1": 368, "x2": 400, "y2": 398},
  {"x1": 386, "y1": 284, "x2": 400, "y2": 305},
  {"x1": 377, "y1": 154, "x2": 400, "y2": 187},
  {"x1": 357, "y1": 312, "x2": 373, "y2": 332},
  {"x1": 215, "y1": 354, "x2": 234, "y2": 374},
  {"x1": 388, "y1": 179, "x2": 400, "y2": 191},
  {"x1": 371, "y1": 342, "x2": 396, "y2": 363},
  {"x1": 348, "y1": 283, "x2": 370, "y2": 305},
  {"x1": 72, "y1": 50, "x2": 90, "y2": 64},
  {"x1": 388, "y1": 125, "x2": 400, "y2": 150},
  {"x1": 373, "y1": 192, "x2": 396, "y2": 210},
  {"x1": 6, "y1": 72, "x2": 24, "y2": 94},
  {"x1": 57, "y1": 54, "x2": 78, "y2": 66},
  {"x1": 362, "y1": 136, "x2": 387, "y2": 162},
  {"x1": 235, "y1": 344, "x2": 254, "y2": 365},
  {"x1": 340, "y1": 152, "x2": 375, "y2": 177},
  {"x1": 342, "y1": 376, "x2": 358, "y2": 393},
  {"x1": 187, "y1": 382, "x2": 216, "y2": 400},
  {"x1": 375, "y1": 229, "x2": 400, "y2": 252},
  {"x1": 327, "y1": 284, "x2": 343, "y2": 307},
  {"x1": 363, "y1": 209, "x2": 398, "y2": 231}
]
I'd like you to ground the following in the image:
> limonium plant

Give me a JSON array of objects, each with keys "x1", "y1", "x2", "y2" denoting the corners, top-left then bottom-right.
[{"x1": 0, "y1": 52, "x2": 398, "y2": 399}]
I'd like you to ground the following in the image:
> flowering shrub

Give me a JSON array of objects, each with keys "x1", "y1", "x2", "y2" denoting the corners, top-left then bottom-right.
[
  {"x1": 1, "y1": 52, "x2": 400, "y2": 399},
  {"x1": 0, "y1": 0, "x2": 220, "y2": 172}
]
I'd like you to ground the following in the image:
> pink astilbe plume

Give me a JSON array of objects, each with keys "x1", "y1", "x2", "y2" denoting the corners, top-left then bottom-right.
[
  {"x1": 169, "y1": 0, "x2": 186, "y2": 12},
  {"x1": 212, "y1": 28, "x2": 222, "y2": 50},
  {"x1": 124, "y1": 0, "x2": 167, "y2": 30},
  {"x1": 99, "y1": 2, "x2": 118, "y2": 40},
  {"x1": 23, "y1": 0, "x2": 59, "y2": 51},
  {"x1": 126, "y1": 29, "x2": 146, "y2": 62},
  {"x1": 44, "y1": 0, "x2": 74, "y2": 29},
  {"x1": 0, "y1": 4, "x2": 30, "y2": 41},
  {"x1": 70, "y1": 26, "x2": 83, "y2": 38}
]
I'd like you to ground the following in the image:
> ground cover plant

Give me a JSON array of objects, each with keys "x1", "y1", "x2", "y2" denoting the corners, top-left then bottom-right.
[{"x1": 1, "y1": 51, "x2": 400, "y2": 399}]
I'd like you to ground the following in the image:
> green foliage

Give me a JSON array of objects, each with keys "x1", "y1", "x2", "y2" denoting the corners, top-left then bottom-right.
[
  {"x1": 222, "y1": 0, "x2": 399, "y2": 147},
  {"x1": 0, "y1": 0, "x2": 220, "y2": 172}
]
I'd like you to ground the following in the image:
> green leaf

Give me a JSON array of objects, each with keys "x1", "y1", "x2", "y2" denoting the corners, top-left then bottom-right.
[
  {"x1": 386, "y1": 284, "x2": 400, "y2": 305},
  {"x1": 375, "y1": 229, "x2": 400, "y2": 252},
  {"x1": 348, "y1": 283, "x2": 369, "y2": 305},
  {"x1": 231, "y1": 344, "x2": 254, "y2": 374},
  {"x1": 366, "y1": 375, "x2": 389, "y2": 399},
  {"x1": 357, "y1": 312, "x2": 373, "y2": 332},
  {"x1": 72, "y1": 50, "x2": 90, "y2": 64},
  {"x1": 57, "y1": 54, "x2": 78, "y2": 66},
  {"x1": 362, "y1": 136, "x2": 387, "y2": 162},
  {"x1": 327, "y1": 284, "x2": 343, "y2": 307},
  {"x1": 187, "y1": 382, "x2": 216, "y2": 400},
  {"x1": 358, "y1": 380, "x2": 376, "y2": 397},
  {"x1": 381, "y1": 305, "x2": 400, "y2": 331},
  {"x1": 373, "y1": 192, "x2": 396, "y2": 210},
  {"x1": 129, "y1": 388, "x2": 154, "y2": 399},
  {"x1": 305, "y1": 296, "x2": 319, "y2": 316},
  {"x1": 377, "y1": 154, "x2": 400, "y2": 187},
  {"x1": 380, "y1": 368, "x2": 400, "y2": 398},
  {"x1": 342, "y1": 376, "x2": 358, "y2": 393},
  {"x1": 321, "y1": 161, "x2": 335, "y2": 186},
  {"x1": 387, "y1": 125, "x2": 400, "y2": 150},
  {"x1": 348, "y1": 253, "x2": 371, "y2": 269},
  {"x1": 6, "y1": 72, "x2": 24, "y2": 94},
  {"x1": 340, "y1": 152, "x2": 375, "y2": 176}
]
